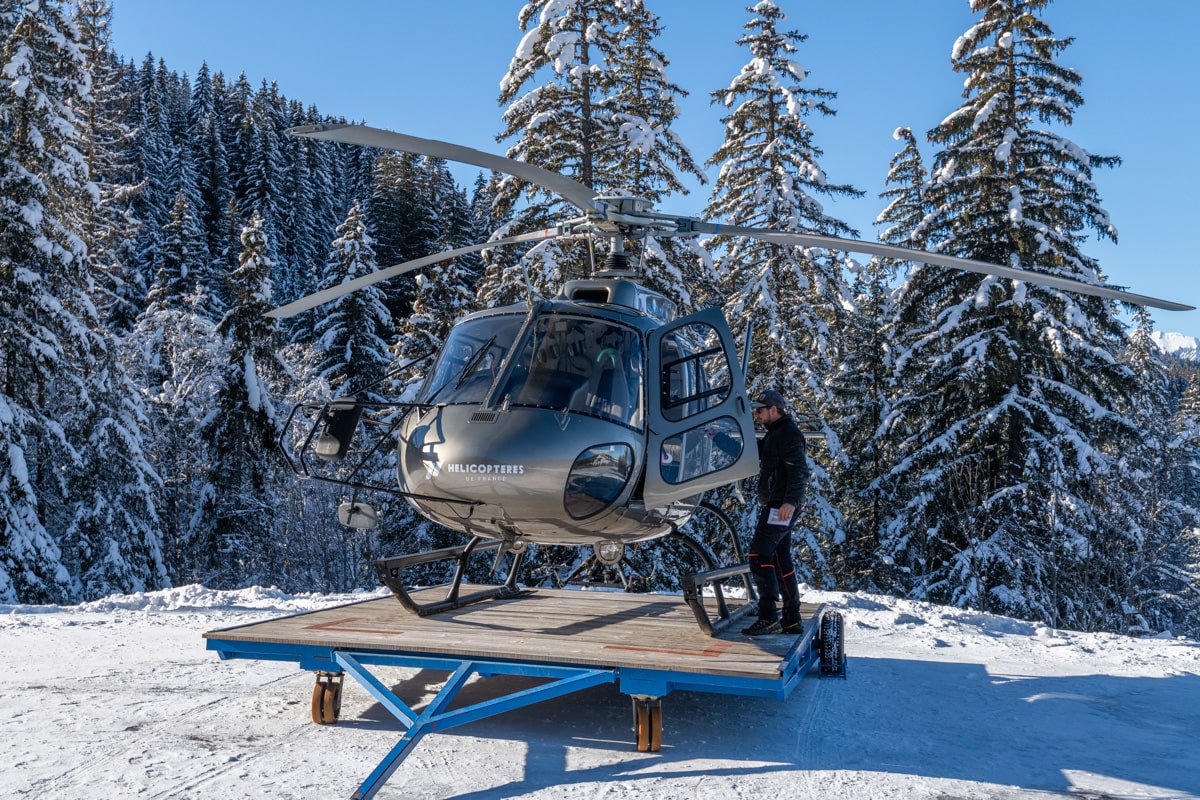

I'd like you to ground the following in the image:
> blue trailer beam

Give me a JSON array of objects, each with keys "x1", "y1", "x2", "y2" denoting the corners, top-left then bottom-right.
[{"x1": 334, "y1": 651, "x2": 615, "y2": 800}]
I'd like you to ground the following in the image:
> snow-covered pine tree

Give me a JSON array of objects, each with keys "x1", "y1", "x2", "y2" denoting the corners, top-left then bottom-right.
[
  {"x1": 875, "y1": 127, "x2": 930, "y2": 252},
  {"x1": 61, "y1": 342, "x2": 169, "y2": 600},
  {"x1": 491, "y1": 0, "x2": 704, "y2": 305},
  {"x1": 367, "y1": 150, "x2": 433, "y2": 320},
  {"x1": 704, "y1": 0, "x2": 860, "y2": 587},
  {"x1": 0, "y1": 0, "x2": 105, "y2": 603},
  {"x1": 828, "y1": 127, "x2": 928, "y2": 591},
  {"x1": 597, "y1": 1, "x2": 702, "y2": 202},
  {"x1": 72, "y1": 0, "x2": 145, "y2": 332},
  {"x1": 1118, "y1": 310, "x2": 1200, "y2": 636},
  {"x1": 222, "y1": 72, "x2": 253, "y2": 200},
  {"x1": 313, "y1": 200, "x2": 394, "y2": 399},
  {"x1": 192, "y1": 212, "x2": 290, "y2": 588},
  {"x1": 160, "y1": 65, "x2": 204, "y2": 265},
  {"x1": 596, "y1": 0, "x2": 711, "y2": 311},
  {"x1": 51, "y1": 0, "x2": 169, "y2": 600},
  {"x1": 1166, "y1": 372, "x2": 1200, "y2": 637},
  {"x1": 145, "y1": 192, "x2": 213, "y2": 315},
  {"x1": 128, "y1": 53, "x2": 177, "y2": 285},
  {"x1": 335, "y1": 123, "x2": 377, "y2": 228},
  {"x1": 883, "y1": 0, "x2": 1140, "y2": 629},
  {"x1": 128, "y1": 193, "x2": 225, "y2": 585},
  {"x1": 187, "y1": 61, "x2": 235, "y2": 315},
  {"x1": 469, "y1": 171, "x2": 507, "y2": 249},
  {"x1": 277, "y1": 101, "x2": 336, "y2": 314},
  {"x1": 239, "y1": 82, "x2": 286, "y2": 287},
  {"x1": 497, "y1": 0, "x2": 624, "y2": 213},
  {"x1": 124, "y1": 281, "x2": 222, "y2": 586}
]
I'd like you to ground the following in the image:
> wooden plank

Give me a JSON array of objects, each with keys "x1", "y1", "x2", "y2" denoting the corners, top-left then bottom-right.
[{"x1": 205, "y1": 588, "x2": 820, "y2": 681}]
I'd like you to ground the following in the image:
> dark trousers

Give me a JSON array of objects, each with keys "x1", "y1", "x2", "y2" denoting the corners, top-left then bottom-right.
[{"x1": 748, "y1": 506, "x2": 800, "y2": 622}]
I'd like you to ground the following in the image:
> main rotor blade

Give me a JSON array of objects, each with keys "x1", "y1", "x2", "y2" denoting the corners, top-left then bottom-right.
[
  {"x1": 265, "y1": 228, "x2": 569, "y2": 319},
  {"x1": 288, "y1": 123, "x2": 600, "y2": 211},
  {"x1": 691, "y1": 222, "x2": 1193, "y2": 312}
]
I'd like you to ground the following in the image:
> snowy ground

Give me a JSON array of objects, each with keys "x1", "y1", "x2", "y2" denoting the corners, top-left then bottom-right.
[{"x1": 4, "y1": 584, "x2": 1199, "y2": 800}]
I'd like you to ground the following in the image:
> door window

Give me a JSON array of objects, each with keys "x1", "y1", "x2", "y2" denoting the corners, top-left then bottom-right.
[{"x1": 660, "y1": 322, "x2": 731, "y2": 422}]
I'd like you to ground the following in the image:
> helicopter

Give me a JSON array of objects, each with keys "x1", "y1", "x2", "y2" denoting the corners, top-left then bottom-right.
[{"x1": 271, "y1": 123, "x2": 1192, "y2": 633}]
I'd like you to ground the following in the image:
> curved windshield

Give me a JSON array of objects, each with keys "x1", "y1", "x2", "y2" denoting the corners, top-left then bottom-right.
[
  {"x1": 499, "y1": 315, "x2": 644, "y2": 428},
  {"x1": 418, "y1": 314, "x2": 525, "y2": 405}
]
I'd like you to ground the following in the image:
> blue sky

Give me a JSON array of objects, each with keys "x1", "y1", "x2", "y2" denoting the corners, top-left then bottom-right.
[{"x1": 107, "y1": 0, "x2": 1200, "y2": 340}]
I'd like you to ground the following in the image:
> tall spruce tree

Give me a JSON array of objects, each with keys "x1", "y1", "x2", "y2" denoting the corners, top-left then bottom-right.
[
  {"x1": 188, "y1": 62, "x2": 235, "y2": 314},
  {"x1": 489, "y1": 0, "x2": 704, "y2": 307},
  {"x1": 192, "y1": 212, "x2": 289, "y2": 587},
  {"x1": 704, "y1": 0, "x2": 860, "y2": 586},
  {"x1": 58, "y1": 0, "x2": 168, "y2": 599},
  {"x1": 125, "y1": 281, "x2": 222, "y2": 586},
  {"x1": 128, "y1": 53, "x2": 175, "y2": 280},
  {"x1": 1166, "y1": 372, "x2": 1200, "y2": 637},
  {"x1": 596, "y1": 1, "x2": 711, "y2": 310},
  {"x1": 828, "y1": 128, "x2": 928, "y2": 590},
  {"x1": 73, "y1": 0, "x2": 144, "y2": 332},
  {"x1": 313, "y1": 201, "x2": 394, "y2": 399},
  {"x1": 368, "y1": 150, "x2": 432, "y2": 320},
  {"x1": 0, "y1": 0, "x2": 100, "y2": 603},
  {"x1": 883, "y1": 0, "x2": 1141, "y2": 629},
  {"x1": 1120, "y1": 311, "x2": 1200, "y2": 635},
  {"x1": 240, "y1": 82, "x2": 286, "y2": 287},
  {"x1": 129, "y1": 192, "x2": 226, "y2": 583}
]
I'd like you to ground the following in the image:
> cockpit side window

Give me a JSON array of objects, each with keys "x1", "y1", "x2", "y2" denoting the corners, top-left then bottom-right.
[
  {"x1": 500, "y1": 316, "x2": 644, "y2": 429},
  {"x1": 418, "y1": 315, "x2": 524, "y2": 405}
]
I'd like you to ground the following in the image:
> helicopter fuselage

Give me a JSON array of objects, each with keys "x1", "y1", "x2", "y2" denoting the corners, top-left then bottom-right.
[
  {"x1": 399, "y1": 403, "x2": 684, "y2": 545},
  {"x1": 392, "y1": 277, "x2": 759, "y2": 548}
]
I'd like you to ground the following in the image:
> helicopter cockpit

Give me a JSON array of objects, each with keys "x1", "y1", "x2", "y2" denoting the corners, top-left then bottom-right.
[{"x1": 417, "y1": 310, "x2": 644, "y2": 430}]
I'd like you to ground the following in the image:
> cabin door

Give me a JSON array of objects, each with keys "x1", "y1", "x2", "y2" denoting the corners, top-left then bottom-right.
[{"x1": 643, "y1": 307, "x2": 758, "y2": 508}]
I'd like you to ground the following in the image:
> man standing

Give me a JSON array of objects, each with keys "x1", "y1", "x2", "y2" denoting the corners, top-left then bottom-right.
[{"x1": 742, "y1": 389, "x2": 810, "y2": 636}]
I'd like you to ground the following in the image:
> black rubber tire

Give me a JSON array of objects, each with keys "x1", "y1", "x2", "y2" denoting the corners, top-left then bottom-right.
[{"x1": 820, "y1": 611, "x2": 844, "y2": 670}]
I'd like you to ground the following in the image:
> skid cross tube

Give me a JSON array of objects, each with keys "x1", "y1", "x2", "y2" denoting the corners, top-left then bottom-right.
[{"x1": 332, "y1": 650, "x2": 615, "y2": 800}]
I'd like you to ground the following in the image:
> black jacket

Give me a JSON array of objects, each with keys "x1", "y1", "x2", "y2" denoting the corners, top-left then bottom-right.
[{"x1": 757, "y1": 413, "x2": 809, "y2": 508}]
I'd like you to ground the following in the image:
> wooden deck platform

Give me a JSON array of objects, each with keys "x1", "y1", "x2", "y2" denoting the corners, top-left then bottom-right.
[
  {"x1": 204, "y1": 586, "x2": 834, "y2": 798},
  {"x1": 204, "y1": 586, "x2": 822, "y2": 684}
]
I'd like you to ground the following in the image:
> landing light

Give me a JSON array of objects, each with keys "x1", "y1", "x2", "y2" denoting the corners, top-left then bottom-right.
[{"x1": 595, "y1": 541, "x2": 624, "y2": 565}]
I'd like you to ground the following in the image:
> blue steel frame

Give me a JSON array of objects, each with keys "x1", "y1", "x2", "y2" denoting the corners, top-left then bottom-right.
[{"x1": 205, "y1": 609, "x2": 823, "y2": 800}]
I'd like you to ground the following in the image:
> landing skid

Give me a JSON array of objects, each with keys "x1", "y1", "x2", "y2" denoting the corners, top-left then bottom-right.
[
  {"x1": 561, "y1": 501, "x2": 757, "y2": 636},
  {"x1": 374, "y1": 503, "x2": 755, "y2": 635},
  {"x1": 374, "y1": 536, "x2": 530, "y2": 616}
]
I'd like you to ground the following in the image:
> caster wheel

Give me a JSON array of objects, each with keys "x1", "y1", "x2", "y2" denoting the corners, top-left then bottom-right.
[
  {"x1": 311, "y1": 672, "x2": 344, "y2": 724},
  {"x1": 634, "y1": 700, "x2": 662, "y2": 752}
]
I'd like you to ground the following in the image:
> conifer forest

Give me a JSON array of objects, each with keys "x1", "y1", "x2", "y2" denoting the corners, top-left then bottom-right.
[{"x1": 2, "y1": 0, "x2": 1198, "y2": 637}]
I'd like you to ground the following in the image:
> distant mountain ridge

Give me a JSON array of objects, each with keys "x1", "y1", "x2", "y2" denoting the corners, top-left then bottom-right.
[{"x1": 1152, "y1": 331, "x2": 1200, "y2": 360}]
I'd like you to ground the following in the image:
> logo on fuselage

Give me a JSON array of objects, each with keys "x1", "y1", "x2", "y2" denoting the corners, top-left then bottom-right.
[{"x1": 444, "y1": 463, "x2": 526, "y2": 481}]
